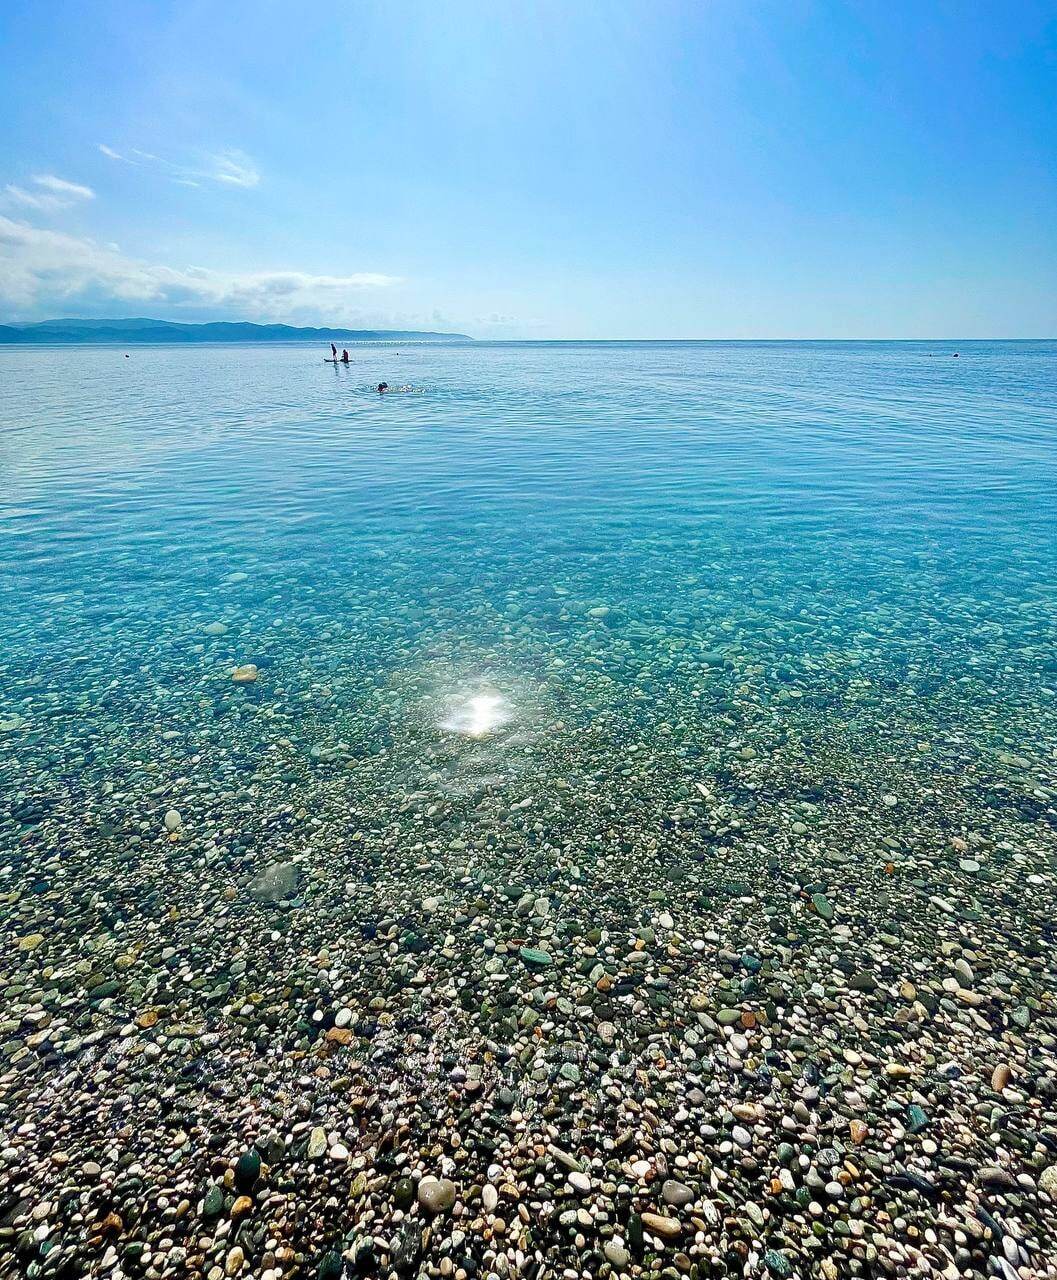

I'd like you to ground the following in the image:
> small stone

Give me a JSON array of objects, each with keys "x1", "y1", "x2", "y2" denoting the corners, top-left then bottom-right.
[
  {"x1": 307, "y1": 1128, "x2": 327, "y2": 1159},
  {"x1": 519, "y1": 946, "x2": 552, "y2": 968},
  {"x1": 991, "y1": 1063, "x2": 1012, "y2": 1093},
  {"x1": 418, "y1": 1177, "x2": 456, "y2": 1214},
  {"x1": 233, "y1": 1150, "x2": 260, "y2": 1192},
  {"x1": 318, "y1": 1252, "x2": 343, "y2": 1280},
  {"x1": 230, "y1": 1196, "x2": 252, "y2": 1219},
  {"x1": 232, "y1": 664, "x2": 259, "y2": 684},
  {"x1": 567, "y1": 1171, "x2": 591, "y2": 1195},
  {"x1": 1040, "y1": 1166, "x2": 1057, "y2": 1200},
  {"x1": 811, "y1": 893, "x2": 834, "y2": 921},
  {"x1": 764, "y1": 1250, "x2": 794, "y2": 1278},
  {"x1": 18, "y1": 933, "x2": 45, "y2": 952},
  {"x1": 247, "y1": 861, "x2": 300, "y2": 904},
  {"x1": 202, "y1": 1185, "x2": 225, "y2": 1218},
  {"x1": 392, "y1": 1177, "x2": 415, "y2": 1211},
  {"x1": 907, "y1": 1104, "x2": 929, "y2": 1133},
  {"x1": 661, "y1": 1179, "x2": 694, "y2": 1207},
  {"x1": 604, "y1": 1241, "x2": 630, "y2": 1270},
  {"x1": 163, "y1": 809, "x2": 183, "y2": 831},
  {"x1": 640, "y1": 1211, "x2": 682, "y2": 1239}
]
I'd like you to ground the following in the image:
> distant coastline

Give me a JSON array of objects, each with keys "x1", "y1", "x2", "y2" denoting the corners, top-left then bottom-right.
[{"x1": 0, "y1": 318, "x2": 472, "y2": 345}]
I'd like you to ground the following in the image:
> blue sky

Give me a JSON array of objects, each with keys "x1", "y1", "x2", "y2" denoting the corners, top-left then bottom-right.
[{"x1": 0, "y1": 0, "x2": 1054, "y2": 337}]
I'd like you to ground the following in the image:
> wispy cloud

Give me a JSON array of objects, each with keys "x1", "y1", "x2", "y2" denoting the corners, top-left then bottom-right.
[
  {"x1": 35, "y1": 175, "x2": 95, "y2": 200},
  {"x1": 99, "y1": 143, "x2": 260, "y2": 189},
  {"x1": 206, "y1": 150, "x2": 260, "y2": 188},
  {"x1": 3, "y1": 173, "x2": 95, "y2": 213},
  {"x1": 0, "y1": 215, "x2": 399, "y2": 320}
]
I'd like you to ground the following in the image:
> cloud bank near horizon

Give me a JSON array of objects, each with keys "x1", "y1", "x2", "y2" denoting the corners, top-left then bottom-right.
[{"x1": 0, "y1": 215, "x2": 401, "y2": 322}]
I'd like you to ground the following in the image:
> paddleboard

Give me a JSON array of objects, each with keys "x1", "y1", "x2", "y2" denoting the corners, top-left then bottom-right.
[{"x1": 324, "y1": 358, "x2": 350, "y2": 363}]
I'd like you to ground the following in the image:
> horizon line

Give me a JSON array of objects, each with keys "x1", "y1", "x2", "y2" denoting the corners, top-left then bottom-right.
[{"x1": 2, "y1": 334, "x2": 1054, "y2": 344}]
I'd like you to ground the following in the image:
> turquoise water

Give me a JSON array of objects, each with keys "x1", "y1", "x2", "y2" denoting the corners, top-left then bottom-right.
[
  {"x1": 2, "y1": 339, "x2": 1056, "y2": 876},
  {"x1": 2, "y1": 341, "x2": 1055, "y2": 741},
  {"x1": 2, "y1": 340, "x2": 1057, "y2": 1273}
]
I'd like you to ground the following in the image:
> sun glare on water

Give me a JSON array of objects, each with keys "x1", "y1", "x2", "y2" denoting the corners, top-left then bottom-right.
[{"x1": 440, "y1": 690, "x2": 513, "y2": 737}]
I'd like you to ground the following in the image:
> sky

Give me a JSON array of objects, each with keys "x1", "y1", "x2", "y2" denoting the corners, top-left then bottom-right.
[{"x1": 0, "y1": 0, "x2": 1055, "y2": 338}]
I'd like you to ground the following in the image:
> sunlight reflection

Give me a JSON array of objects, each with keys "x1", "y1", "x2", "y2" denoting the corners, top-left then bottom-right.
[{"x1": 440, "y1": 689, "x2": 513, "y2": 737}]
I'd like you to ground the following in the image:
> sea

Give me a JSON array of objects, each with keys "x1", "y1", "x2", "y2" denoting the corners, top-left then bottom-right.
[
  {"x1": 3, "y1": 340, "x2": 1055, "y2": 740},
  {"x1": 2, "y1": 338, "x2": 1057, "y2": 1269}
]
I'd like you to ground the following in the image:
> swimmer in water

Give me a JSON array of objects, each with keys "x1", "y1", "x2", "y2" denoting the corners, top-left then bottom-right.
[{"x1": 378, "y1": 382, "x2": 389, "y2": 393}]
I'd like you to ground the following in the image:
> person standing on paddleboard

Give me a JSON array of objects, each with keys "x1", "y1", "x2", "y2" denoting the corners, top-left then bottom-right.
[{"x1": 331, "y1": 343, "x2": 337, "y2": 359}]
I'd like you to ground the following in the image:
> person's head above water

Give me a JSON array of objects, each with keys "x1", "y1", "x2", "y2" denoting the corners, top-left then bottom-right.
[{"x1": 377, "y1": 382, "x2": 389, "y2": 393}]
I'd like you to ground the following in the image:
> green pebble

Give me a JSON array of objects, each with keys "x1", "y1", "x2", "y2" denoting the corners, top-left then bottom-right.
[
  {"x1": 202, "y1": 1185, "x2": 224, "y2": 1218},
  {"x1": 318, "y1": 1252, "x2": 343, "y2": 1280},
  {"x1": 764, "y1": 1250, "x2": 794, "y2": 1278},
  {"x1": 907, "y1": 1104, "x2": 929, "y2": 1133},
  {"x1": 234, "y1": 1149, "x2": 261, "y2": 1192}
]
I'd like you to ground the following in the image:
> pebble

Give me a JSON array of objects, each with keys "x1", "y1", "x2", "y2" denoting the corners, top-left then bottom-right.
[
  {"x1": 991, "y1": 1062, "x2": 1012, "y2": 1092},
  {"x1": 661, "y1": 1179, "x2": 694, "y2": 1207},
  {"x1": 418, "y1": 1177, "x2": 457, "y2": 1214},
  {"x1": 604, "y1": 1241, "x2": 630, "y2": 1269},
  {"x1": 640, "y1": 1212, "x2": 682, "y2": 1240}
]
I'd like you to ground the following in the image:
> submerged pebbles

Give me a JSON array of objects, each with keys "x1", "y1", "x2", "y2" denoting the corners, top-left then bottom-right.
[{"x1": 2, "y1": 433, "x2": 1057, "y2": 1278}]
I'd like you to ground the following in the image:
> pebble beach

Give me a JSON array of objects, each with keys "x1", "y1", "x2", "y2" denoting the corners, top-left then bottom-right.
[{"x1": 1, "y1": 340, "x2": 1056, "y2": 1280}]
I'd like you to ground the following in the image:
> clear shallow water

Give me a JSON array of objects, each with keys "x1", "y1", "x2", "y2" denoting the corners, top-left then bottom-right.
[
  {"x1": 2, "y1": 338, "x2": 1056, "y2": 838},
  {"x1": 2, "y1": 341, "x2": 1056, "y2": 735},
  {"x1": 2, "y1": 341, "x2": 1057, "y2": 1273}
]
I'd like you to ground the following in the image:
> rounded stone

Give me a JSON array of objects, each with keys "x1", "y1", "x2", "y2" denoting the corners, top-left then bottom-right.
[
  {"x1": 417, "y1": 1176, "x2": 456, "y2": 1214},
  {"x1": 661, "y1": 1179, "x2": 694, "y2": 1207}
]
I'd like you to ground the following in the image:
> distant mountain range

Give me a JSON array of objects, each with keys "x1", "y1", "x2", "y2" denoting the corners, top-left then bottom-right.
[{"x1": 0, "y1": 318, "x2": 472, "y2": 344}]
